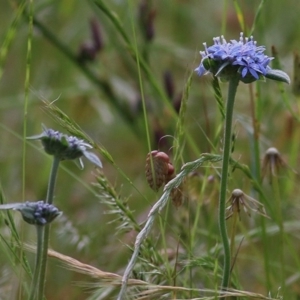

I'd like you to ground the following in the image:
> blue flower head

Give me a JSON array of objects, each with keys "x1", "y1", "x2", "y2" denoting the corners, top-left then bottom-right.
[
  {"x1": 195, "y1": 33, "x2": 290, "y2": 84},
  {"x1": 0, "y1": 201, "x2": 62, "y2": 226},
  {"x1": 15, "y1": 201, "x2": 62, "y2": 226}
]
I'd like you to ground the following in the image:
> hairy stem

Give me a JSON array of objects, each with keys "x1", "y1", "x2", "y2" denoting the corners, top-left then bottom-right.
[{"x1": 219, "y1": 76, "x2": 239, "y2": 289}]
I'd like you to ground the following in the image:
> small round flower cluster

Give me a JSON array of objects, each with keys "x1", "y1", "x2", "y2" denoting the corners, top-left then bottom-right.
[
  {"x1": 29, "y1": 125, "x2": 102, "y2": 168},
  {"x1": 41, "y1": 128, "x2": 92, "y2": 160},
  {"x1": 16, "y1": 201, "x2": 61, "y2": 226},
  {"x1": 195, "y1": 32, "x2": 273, "y2": 83}
]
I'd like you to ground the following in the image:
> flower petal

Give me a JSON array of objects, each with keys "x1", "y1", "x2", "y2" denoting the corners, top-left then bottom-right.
[{"x1": 83, "y1": 151, "x2": 103, "y2": 168}]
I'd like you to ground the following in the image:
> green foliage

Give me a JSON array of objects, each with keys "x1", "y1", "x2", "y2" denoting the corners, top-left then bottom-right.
[{"x1": 0, "y1": 0, "x2": 299, "y2": 299}]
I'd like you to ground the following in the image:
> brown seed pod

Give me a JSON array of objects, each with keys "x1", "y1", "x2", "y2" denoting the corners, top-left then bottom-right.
[{"x1": 145, "y1": 151, "x2": 170, "y2": 191}]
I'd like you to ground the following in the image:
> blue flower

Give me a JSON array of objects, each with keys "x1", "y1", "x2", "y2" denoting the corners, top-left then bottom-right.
[{"x1": 195, "y1": 33, "x2": 290, "y2": 84}]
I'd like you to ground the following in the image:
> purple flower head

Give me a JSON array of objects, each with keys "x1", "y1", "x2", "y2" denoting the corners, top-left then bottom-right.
[
  {"x1": 195, "y1": 32, "x2": 289, "y2": 84},
  {"x1": 0, "y1": 201, "x2": 62, "y2": 226},
  {"x1": 12, "y1": 201, "x2": 62, "y2": 226}
]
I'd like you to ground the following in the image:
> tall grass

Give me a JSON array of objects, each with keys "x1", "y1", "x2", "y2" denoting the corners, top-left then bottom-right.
[{"x1": 0, "y1": 0, "x2": 299, "y2": 299}]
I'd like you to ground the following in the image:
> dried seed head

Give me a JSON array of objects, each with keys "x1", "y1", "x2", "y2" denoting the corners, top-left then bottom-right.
[
  {"x1": 232, "y1": 188, "x2": 243, "y2": 197},
  {"x1": 226, "y1": 188, "x2": 269, "y2": 220},
  {"x1": 261, "y1": 147, "x2": 286, "y2": 181},
  {"x1": 145, "y1": 151, "x2": 170, "y2": 191},
  {"x1": 266, "y1": 147, "x2": 279, "y2": 156}
]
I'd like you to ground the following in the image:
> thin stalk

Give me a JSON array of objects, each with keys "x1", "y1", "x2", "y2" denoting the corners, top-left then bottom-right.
[
  {"x1": 229, "y1": 212, "x2": 238, "y2": 273},
  {"x1": 29, "y1": 226, "x2": 44, "y2": 300},
  {"x1": 191, "y1": 171, "x2": 209, "y2": 248},
  {"x1": 250, "y1": 82, "x2": 272, "y2": 290},
  {"x1": 249, "y1": 84, "x2": 261, "y2": 180},
  {"x1": 259, "y1": 216, "x2": 271, "y2": 289},
  {"x1": 219, "y1": 76, "x2": 239, "y2": 289},
  {"x1": 221, "y1": 0, "x2": 228, "y2": 35},
  {"x1": 158, "y1": 215, "x2": 172, "y2": 281},
  {"x1": 36, "y1": 227, "x2": 49, "y2": 300},
  {"x1": 250, "y1": 0, "x2": 266, "y2": 35},
  {"x1": 127, "y1": 0, "x2": 151, "y2": 151},
  {"x1": 23, "y1": 0, "x2": 33, "y2": 200},
  {"x1": 228, "y1": 212, "x2": 245, "y2": 297},
  {"x1": 271, "y1": 175, "x2": 285, "y2": 294},
  {"x1": 36, "y1": 156, "x2": 60, "y2": 300},
  {"x1": 187, "y1": 199, "x2": 192, "y2": 298},
  {"x1": 21, "y1": 0, "x2": 33, "y2": 297}
]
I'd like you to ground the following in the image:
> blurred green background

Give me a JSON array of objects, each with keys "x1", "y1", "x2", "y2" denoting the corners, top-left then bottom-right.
[{"x1": 1, "y1": 0, "x2": 300, "y2": 299}]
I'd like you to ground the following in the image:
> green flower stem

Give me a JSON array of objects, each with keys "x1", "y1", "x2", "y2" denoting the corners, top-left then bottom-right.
[
  {"x1": 46, "y1": 156, "x2": 60, "y2": 205},
  {"x1": 219, "y1": 76, "x2": 239, "y2": 289},
  {"x1": 29, "y1": 225, "x2": 43, "y2": 300},
  {"x1": 36, "y1": 156, "x2": 61, "y2": 300}
]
